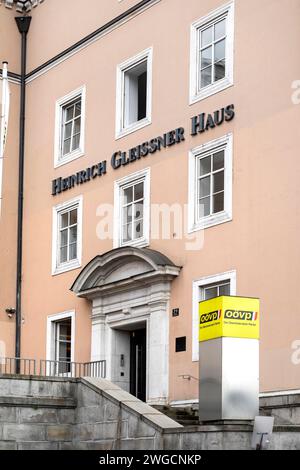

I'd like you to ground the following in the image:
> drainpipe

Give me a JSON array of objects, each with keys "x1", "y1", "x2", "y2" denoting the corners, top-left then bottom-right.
[{"x1": 15, "y1": 16, "x2": 31, "y2": 370}]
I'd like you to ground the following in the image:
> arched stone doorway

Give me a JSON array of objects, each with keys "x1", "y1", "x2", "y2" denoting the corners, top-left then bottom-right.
[{"x1": 71, "y1": 247, "x2": 181, "y2": 405}]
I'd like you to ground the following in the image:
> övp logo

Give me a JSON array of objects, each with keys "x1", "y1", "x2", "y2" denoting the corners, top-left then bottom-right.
[
  {"x1": 200, "y1": 310, "x2": 222, "y2": 325},
  {"x1": 224, "y1": 310, "x2": 258, "y2": 321}
]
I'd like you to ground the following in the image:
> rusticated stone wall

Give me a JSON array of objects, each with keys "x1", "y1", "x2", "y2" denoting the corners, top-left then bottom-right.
[{"x1": 0, "y1": 375, "x2": 300, "y2": 450}]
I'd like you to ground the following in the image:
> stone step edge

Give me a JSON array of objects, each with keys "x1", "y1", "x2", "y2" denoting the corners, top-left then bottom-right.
[{"x1": 81, "y1": 377, "x2": 183, "y2": 431}]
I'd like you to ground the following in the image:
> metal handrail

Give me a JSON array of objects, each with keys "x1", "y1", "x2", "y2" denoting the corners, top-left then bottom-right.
[
  {"x1": 0, "y1": 357, "x2": 106, "y2": 379},
  {"x1": 178, "y1": 374, "x2": 200, "y2": 382}
]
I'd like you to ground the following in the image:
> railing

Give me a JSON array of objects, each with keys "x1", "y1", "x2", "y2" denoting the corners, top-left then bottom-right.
[{"x1": 0, "y1": 357, "x2": 106, "y2": 379}]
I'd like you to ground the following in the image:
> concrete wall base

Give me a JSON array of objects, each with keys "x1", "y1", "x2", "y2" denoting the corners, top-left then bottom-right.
[{"x1": 0, "y1": 375, "x2": 300, "y2": 450}]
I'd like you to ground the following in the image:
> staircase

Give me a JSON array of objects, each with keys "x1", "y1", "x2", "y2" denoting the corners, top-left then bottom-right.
[
  {"x1": 153, "y1": 405, "x2": 199, "y2": 426},
  {"x1": 156, "y1": 393, "x2": 300, "y2": 428}
]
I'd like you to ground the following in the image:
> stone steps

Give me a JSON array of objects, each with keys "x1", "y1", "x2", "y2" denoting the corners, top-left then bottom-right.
[
  {"x1": 152, "y1": 405, "x2": 199, "y2": 427},
  {"x1": 158, "y1": 394, "x2": 300, "y2": 427}
]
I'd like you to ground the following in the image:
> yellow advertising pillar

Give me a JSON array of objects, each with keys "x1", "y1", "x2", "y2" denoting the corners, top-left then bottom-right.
[{"x1": 199, "y1": 296, "x2": 260, "y2": 422}]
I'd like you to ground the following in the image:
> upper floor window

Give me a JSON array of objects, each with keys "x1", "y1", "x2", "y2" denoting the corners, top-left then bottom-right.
[
  {"x1": 116, "y1": 48, "x2": 152, "y2": 139},
  {"x1": 61, "y1": 98, "x2": 82, "y2": 157},
  {"x1": 52, "y1": 196, "x2": 83, "y2": 275},
  {"x1": 196, "y1": 147, "x2": 225, "y2": 219},
  {"x1": 114, "y1": 168, "x2": 150, "y2": 248},
  {"x1": 59, "y1": 207, "x2": 78, "y2": 265},
  {"x1": 190, "y1": 2, "x2": 234, "y2": 104},
  {"x1": 54, "y1": 86, "x2": 86, "y2": 167},
  {"x1": 188, "y1": 134, "x2": 233, "y2": 232},
  {"x1": 121, "y1": 180, "x2": 145, "y2": 244}
]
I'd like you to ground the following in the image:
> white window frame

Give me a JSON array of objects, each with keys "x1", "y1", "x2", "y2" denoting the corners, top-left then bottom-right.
[
  {"x1": 188, "y1": 133, "x2": 233, "y2": 232},
  {"x1": 115, "y1": 47, "x2": 153, "y2": 139},
  {"x1": 52, "y1": 195, "x2": 83, "y2": 276},
  {"x1": 46, "y1": 310, "x2": 75, "y2": 369},
  {"x1": 113, "y1": 168, "x2": 150, "y2": 248},
  {"x1": 54, "y1": 85, "x2": 86, "y2": 168},
  {"x1": 192, "y1": 270, "x2": 236, "y2": 362},
  {"x1": 189, "y1": 1, "x2": 234, "y2": 105}
]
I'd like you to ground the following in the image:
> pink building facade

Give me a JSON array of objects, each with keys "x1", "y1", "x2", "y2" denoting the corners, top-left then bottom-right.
[{"x1": 1, "y1": 0, "x2": 300, "y2": 406}]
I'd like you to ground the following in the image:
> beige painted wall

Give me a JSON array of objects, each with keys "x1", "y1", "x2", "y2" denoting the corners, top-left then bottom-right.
[
  {"x1": 26, "y1": 0, "x2": 145, "y2": 72},
  {"x1": 1, "y1": 0, "x2": 300, "y2": 402},
  {"x1": 0, "y1": 6, "x2": 20, "y2": 73}
]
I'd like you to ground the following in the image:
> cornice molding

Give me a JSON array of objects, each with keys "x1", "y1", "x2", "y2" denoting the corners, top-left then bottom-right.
[
  {"x1": 1, "y1": 0, "x2": 160, "y2": 85},
  {"x1": 26, "y1": 0, "x2": 160, "y2": 83}
]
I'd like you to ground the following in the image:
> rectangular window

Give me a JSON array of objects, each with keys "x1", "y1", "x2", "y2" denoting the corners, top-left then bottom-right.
[
  {"x1": 58, "y1": 207, "x2": 78, "y2": 265},
  {"x1": 54, "y1": 86, "x2": 86, "y2": 167},
  {"x1": 192, "y1": 271, "x2": 236, "y2": 361},
  {"x1": 121, "y1": 180, "x2": 145, "y2": 244},
  {"x1": 61, "y1": 98, "x2": 82, "y2": 157},
  {"x1": 190, "y1": 2, "x2": 234, "y2": 104},
  {"x1": 52, "y1": 196, "x2": 83, "y2": 275},
  {"x1": 116, "y1": 48, "x2": 152, "y2": 139},
  {"x1": 123, "y1": 60, "x2": 147, "y2": 127},
  {"x1": 114, "y1": 169, "x2": 150, "y2": 248},
  {"x1": 55, "y1": 318, "x2": 72, "y2": 374},
  {"x1": 199, "y1": 18, "x2": 226, "y2": 89},
  {"x1": 203, "y1": 280, "x2": 230, "y2": 300},
  {"x1": 47, "y1": 311, "x2": 75, "y2": 376},
  {"x1": 196, "y1": 149, "x2": 225, "y2": 219},
  {"x1": 188, "y1": 134, "x2": 233, "y2": 232}
]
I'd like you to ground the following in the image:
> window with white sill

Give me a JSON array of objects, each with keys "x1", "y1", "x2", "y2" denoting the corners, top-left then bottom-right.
[
  {"x1": 190, "y1": 2, "x2": 234, "y2": 104},
  {"x1": 188, "y1": 133, "x2": 233, "y2": 232},
  {"x1": 54, "y1": 86, "x2": 86, "y2": 167},
  {"x1": 116, "y1": 48, "x2": 152, "y2": 139},
  {"x1": 52, "y1": 196, "x2": 83, "y2": 275},
  {"x1": 46, "y1": 311, "x2": 75, "y2": 376},
  {"x1": 114, "y1": 169, "x2": 150, "y2": 248}
]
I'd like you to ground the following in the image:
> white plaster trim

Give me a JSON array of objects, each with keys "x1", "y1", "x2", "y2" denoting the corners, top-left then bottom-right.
[
  {"x1": 189, "y1": 1, "x2": 234, "y2": 105},
  {"x1": 52, "y1": 195, "x2": 83, "y2": 276},
  {"x1": 188, "y1": 133, "x2": 233, "y2": 233},
  {"x1": 170, "y1": 399, "x2": 199, "y2": 407},
  {"x1": 90, "y1": 285, "x2": 171, "y2": 405},
  {"x1": 115, "y1": 47, "x2": 153, "y2": 139},
  {"x1": 260, "y1": 390, "x2": 300, "y2": 398},
  {"x1": 0, "y1": 73, "x2": 20, "y2": 85},
  {"x1": 87, "y1": 254, "x2": 178, "y2": 404},
  {"x1": 192, "y1": 270, "x2": 237, "y2": 362},
  {"x1": 46, "y1": 310, "x2": 76, "y2": 364},
  {"x1": 54, "y1": 85, "x2": 86, "y2": 168},
  {"x1": 172, "y1": 391, "x2": 300, "y2": 405},
  {"x1": 26, "y1": 0, "x2": 161, "y2": 84},
  {"x1": 113, "y1": 167, "x2": 151, "y2": 249}
]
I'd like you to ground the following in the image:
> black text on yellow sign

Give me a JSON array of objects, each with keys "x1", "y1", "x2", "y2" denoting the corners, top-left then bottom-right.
[{"x1": 199, "y1": 296, "x2": 260, "y2": 342}]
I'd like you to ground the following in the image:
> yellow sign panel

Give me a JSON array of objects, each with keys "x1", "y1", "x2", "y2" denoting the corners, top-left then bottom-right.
[{"x1": 199, "y1": 296, "x2": 260, "y2": 342}]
